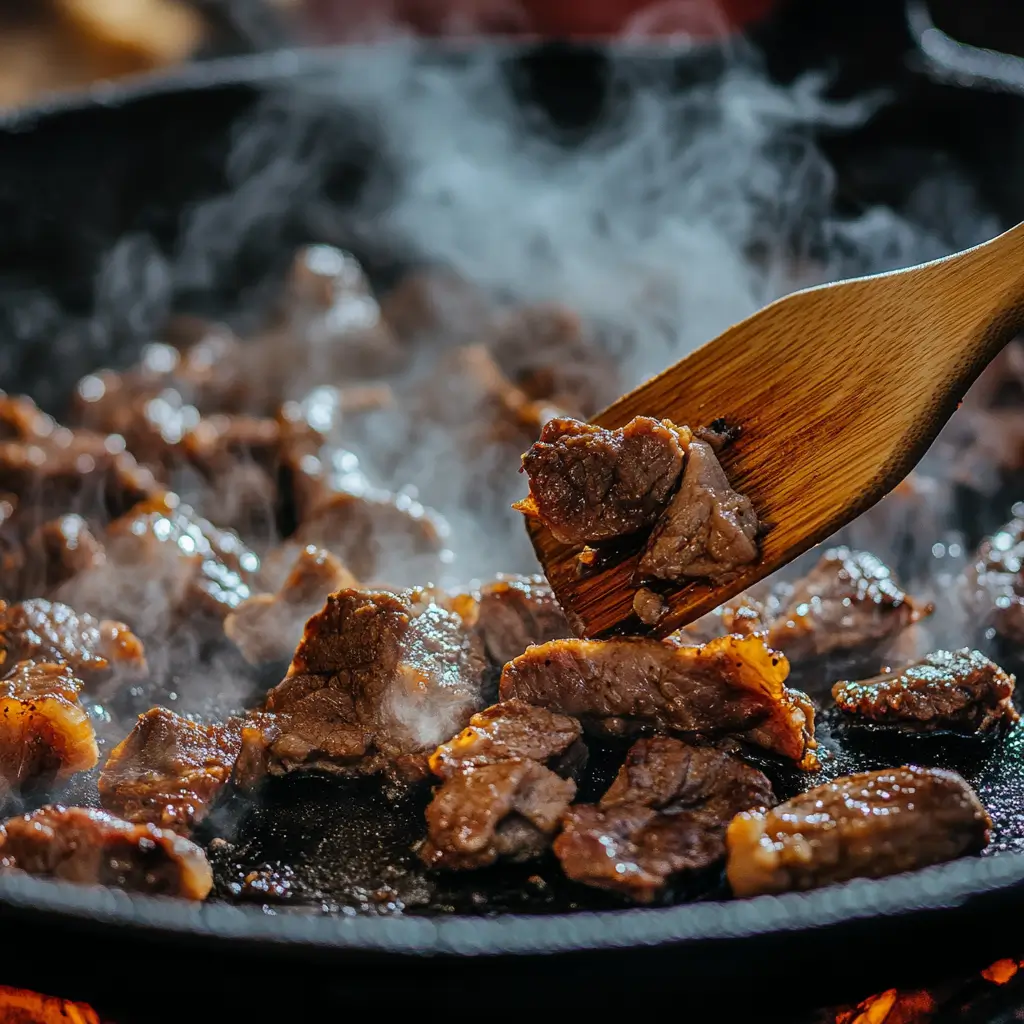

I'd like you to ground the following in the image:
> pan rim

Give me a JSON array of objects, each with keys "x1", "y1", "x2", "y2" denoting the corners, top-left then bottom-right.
[{"x1": 0, "y1": 851, "x2": 1022, "y2": 955}]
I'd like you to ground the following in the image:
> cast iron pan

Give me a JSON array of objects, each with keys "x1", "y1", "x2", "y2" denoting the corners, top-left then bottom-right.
[{"x1": 3, "y1": 1, "x2": 1024, "y2": 1014}]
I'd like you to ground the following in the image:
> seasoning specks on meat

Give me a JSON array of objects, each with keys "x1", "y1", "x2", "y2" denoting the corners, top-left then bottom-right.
[
  {"x1": 555, "y1": 737, "x2": 775, "y2": 902},
  {"x1": 418, "y1": 759, "x2": 575, "y2": 871},
  {"x1": 726, "y1": 766, "x2": 990, "y2": 898},
  {"x1": 0, "y1": 660, "x2": 98, "y2": 794},
  {"x1": 639, "y1": 438, "x2": 758, "y2": 584},
  {"x1": 98, "y1": 708, "x2": 242, "y2": 834},
  {"x1": 832, "y1": 649, "x2": 1017, "y2": 734},
  {"x1": 428, "y1": 699, "x2": 582, "y2": 779},
  {"x1": 515, "y1": 416, "x2": 690, "y2": 545},
  {"x1": 501, "y1": 633, "x2": 817, "y2": 768},
  {"x1": 237, "y1": 588, "x2": 486, "y2": 786},
  {"x1": 0, "y1": 805, "x2": 213, "y2": 900}
]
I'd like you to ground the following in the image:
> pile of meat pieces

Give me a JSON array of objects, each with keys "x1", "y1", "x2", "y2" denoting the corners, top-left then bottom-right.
[{"x1": 515, "y1": 416, "x2": 760, "y2": 612}]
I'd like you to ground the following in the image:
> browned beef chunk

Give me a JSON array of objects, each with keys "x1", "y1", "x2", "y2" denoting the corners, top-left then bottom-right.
[
  {"x1": 555, "y1": 738, "x2": 774, "y2": 902},
  {"x1": 428, "y1": 699, "x2": 582, "y2": 778},
  {"x1": 726, "y1": 766, "x2": 990, "y2": 897},
  {"x1": 98, "y1": 708, "x2": 242, "y2": 833},
  {"x1": 639, "y1": 438, "x2": 758, "y2": 584},
  {"x1": 501, "y1": 633, "x2": 817, "y2": 767},
  {"x1": 487, "y1": 305, "x2": 620, "y2": 419},
  {"x1": 964, "y1": 514, "x2": 1024, "y2": 647},
  {"x1": 236, "y1": 589, "x2": 486, "y2": 786},
  {"x1": 57, "y1": 495, "x2": 258, "y2": 639},
  {"x1": 0, "y1": 494, "x2": 24, "y2": 599},
  {"x1": 0, "y1": 805, "x2": 212, "y2": 899},
  {"x1": 418, "y1": 759, "x2": 575, "y2": 870},
  {"x1": 515, "y1": 416, "x2": 690, "y2": 545},
  {"x1": 0, "y1": 392, "x2": 158, "y2": 526},
  {"x1": 832, "y1": 649, "x2": 1018, "y2": 734},
  {"x1": 225, "y1": 546, "x2": 358, "y2": 666},
  {"x1": 467, "y1": 573, "x2": 570, "y2": 667},
  {"x1": 30, "y1": 515, "x2": 106, "y2": 591},
  {"x1": 0, "y1": 599, "x2": 146, "y2": 690},
  {"x1": 286, "y1": 490, "x2": 449, "y2": 587},
  {"x1": 633, "y1": 587, "x2": 667, "y2": 626},
  {"x1": 265, "y1": 245, "x2": 405, "y2": 383},
  {"x1": 380, "y1": 267, "x2": 493, "y2": 345},
  {"x1": 0, "y1": 661, "x2": 99, "y2": 794},
  {"x1": 766, "y1": 548, "x2": 933, "y2": 662}
]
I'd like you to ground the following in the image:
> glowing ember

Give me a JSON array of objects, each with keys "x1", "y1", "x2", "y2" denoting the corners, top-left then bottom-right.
[
  {"x1": 835, "y1": 988, "x2": 937, "y2": 1024},
  {"x1": 982, "y1": 958, "x2": 1022, "y2": 985},
  {"x1": 0, "y1": 984, "x2": 100, "y2": 1024}
]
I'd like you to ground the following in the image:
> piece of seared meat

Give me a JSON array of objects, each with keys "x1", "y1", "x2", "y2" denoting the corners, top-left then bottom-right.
[
  {"x1": 380, "y1": 267, "x2": 493, "y2": 346},
  {"x1": 0, "y1": 392, "x2": 158, "y2": 526},
  {"x1": 29, "y1": 515, "x2": 106, "y2": 592},
  {"x1": 225, "y1": 546, "x2": 358, "y2": 666},
  {"x1": 726, "y1": 766, "x2": 990, "y2": 897},
  {"x1": 57, "y1": 494, "x2": 258, "y2": 639},
  {"x1": 0, "y1": 805, "x2": 212, "y2": 899},
  {"x1": 514, "y1": 416, "x2": 690, "y2": 545},
  {"x1": 418, "y1": 759, "x2": 576, "y2": 870},
  {"x1": 766, "y1": 548, "x2": 932, "y2": 663},
  {"x1": 501, "y1": 633, "x2": 817, "y2": 767},
  {"x1": 633, "y1": 587, "x2": 668, "y2": 626},
  {"x1": 285, "y1": 490, "x2": 449, "y2": 588},
  {"x1": 556, "y1": 738, "x2": 774, "y2": 902},
  {"x1": 0, "y1": 661, "x2": 98, "y2": 795},
  {"x1": 466, "y1": 573, "x2": 571, "y2": 667},
  {"x1": 236, "y1": 588, "x2": 487, "y2": 786},
  {"x1": 98, "y1": 708, "x2": 242, "y2": 834},
  {"x1": 428, "y1": 699, "x2": 582, "y2": 778},
  {"x1": 832, "y1": 649, "x2": 1018, "y2": 734},
  {"x1": 487, "y1": 304, "x2": 620, "y2": 419},
  {"x1": 0, "y1": 599, "x2": 146, "y2": 691},
  {"x1": 639, "y1": 438, "x2": 758, "y2": 584},
  {"x1": 964, "y1": 513, "x2": 1024, "y2": 647}
]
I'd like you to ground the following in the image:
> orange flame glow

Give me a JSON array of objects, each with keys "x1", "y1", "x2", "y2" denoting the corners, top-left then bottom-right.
[{"x1": 0, "y1": 984, "x2": 101, "y2": 1024}]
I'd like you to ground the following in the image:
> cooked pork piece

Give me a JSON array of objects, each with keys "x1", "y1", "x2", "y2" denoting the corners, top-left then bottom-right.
[
  {"x1": 0, "y1": 660, "x2": 99, "y2": 793},
  {"x1": 0, "y1": 805, "x2": 212, "y2": 899},
  {"x1": 639, "y1": 438, "x2": 758, "y2": 583},
  {"x1": 428, "y1": 699, "x2": 582, "y2": 779},
  {"x1": 225, "y1": 546, "x2": 358, "y2": 666},
  {"x1": 57, "y1": 494, "x2": 258, "y2": 638},
  {"x1": 0, "y1": 599, "x2": 146, "y2": 690},
  {"x1": 0, "y1": 395, "x2": 158, "y2": 526},
  {"x1": 98, "y1": 708, "x2": 242, "y2": 833},
  {"x1": 832, "y1": 649, "x2": 1018, "y2": 734},
  {"x1": 555, "y1": 738, "x2": 774, "y2": 902},
  {"x1": 726, "y1": 766, "x2": 990, "y2": 897},
  {"x1": 236, "y1": 588, "x2": 487, "y2": 786},
  {"x1": 965, "y1": 513, "x2": 1024, "y2": 647},
  {"x1": 488, "y1": 304, "x2": 621, "y2": 419},
  {"x1": 515, "y1": 416, "x2": 690, "y2": 545},
  {"x1": 286, "y1": 490, "x2": 449, "y2": 587},
  {"x1": 633, "y1": 587, "x2": 668, "y2": 626},
  {"x1": 419, "y1": 759, "x2": 576, "y2": 870},
  {"x1": 468, "y1": 573, "x2": 571, "y2": 667},
  {"x1": 766, "y1": 548, "x2": 932, "y2": 663},
  {"x1": 30, "y1": 514, "x2": 106, "y2": 591},
  {"x1": 501, "y1": 633, "x2": 817, "y2": 767}
]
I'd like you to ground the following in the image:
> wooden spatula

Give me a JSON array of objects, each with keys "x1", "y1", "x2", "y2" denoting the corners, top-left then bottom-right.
[{"x1": 527, "y1": 220, "x2": 1024, "y2": 639}]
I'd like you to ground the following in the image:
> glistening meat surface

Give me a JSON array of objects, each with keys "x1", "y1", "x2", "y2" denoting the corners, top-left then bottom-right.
[
  {"x1": 726, "y1": 766, "x2": 990, "y2": 897},
  {"x1": 555, "y1": 737, "x2": 775, "y2": 902},
  {"x1": 500, "y1": 633, "x2": 817, "y2": 767}
]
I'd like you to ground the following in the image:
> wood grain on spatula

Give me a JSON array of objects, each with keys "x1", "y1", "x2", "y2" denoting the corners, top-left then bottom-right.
[{"x1": 528, "y1": 220, "x2": 1024, "y2": 639}]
